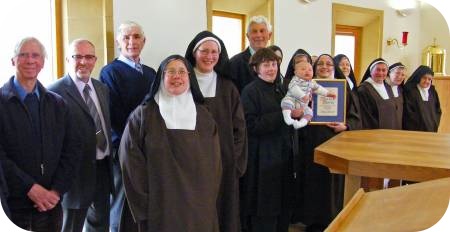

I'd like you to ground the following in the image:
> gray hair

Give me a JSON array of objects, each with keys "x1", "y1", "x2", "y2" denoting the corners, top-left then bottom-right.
[
  {"x1": 116, "y1": 21, "x2": 145, "y2": 41},
  {"x1": 13, "y1": 37, "x2": 47, "y2": 59},
  {"x1": 67, "y1": 38, "x2": 95, "y2": 56},
  {"x1": 246, "y1": 15, "x2": 272, "y2": 33}
]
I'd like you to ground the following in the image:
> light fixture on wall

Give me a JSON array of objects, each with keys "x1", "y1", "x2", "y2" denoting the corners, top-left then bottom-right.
[
  {"x1": 301, "y1": 0, "x2": 317, "y2": 4},
  {"x1": 396, "y1": 8, "x2": 413, "y2": 17},
  {"x1": 387, "y1": 31, "x2": 409, "y2": 48}
]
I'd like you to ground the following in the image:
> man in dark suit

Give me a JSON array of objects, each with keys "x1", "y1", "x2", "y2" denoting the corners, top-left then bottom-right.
[
  {"x1": 0, "y1": 159, "x2": 11, "y2": 218},
  {"x1": 0, "y1": 37, "x2": 78, "y2": 232},
  {"x1": 49, "y1": 39, "x2": 113, "y2": 232},
  {"x1": 230, "y1": 15, "x2": 272, "y2": 92}
]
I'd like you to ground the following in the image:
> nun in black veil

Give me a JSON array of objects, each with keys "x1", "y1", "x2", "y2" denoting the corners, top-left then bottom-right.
[
  {"x1": 119, "y1": 55, "x2": 222, "y2": 232},
  {"x1": 403, "y1": 65, "x2": 441, "y2": 132},
  {"x1": 185, "y1": 31, "x2": 248, "y2": 232},
  {"x1": 294, "y1": 54, "x2": 361, "y2": 231},
  {"x1": 284, "y1": 49, "x2": 312, "y2": 82},
  {"x1": 333, "y1": 54, "x2": 357, "y2": 90}
]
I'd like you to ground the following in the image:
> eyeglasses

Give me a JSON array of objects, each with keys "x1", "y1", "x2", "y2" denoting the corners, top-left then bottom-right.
[
  {"x1": 17, "y1": 52, "x2": 42, "y2": 59},
  {"x1": 165, "y1": 69, "x2": 188, "y2": 76},
  {"x1": 71, "y1": 54, "x2": 97, "y2": 62},
  {"x1": 317, "y1": 62, "x2": 334, "y2": 67}
]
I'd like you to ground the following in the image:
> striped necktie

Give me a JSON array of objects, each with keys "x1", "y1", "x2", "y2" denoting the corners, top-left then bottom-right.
[
  {"x1": 135, "y1": 63, "x2": 143, "y2": 74},
  {"x1": 83, "y1": 84, "x2": 107, "y2": 151}
]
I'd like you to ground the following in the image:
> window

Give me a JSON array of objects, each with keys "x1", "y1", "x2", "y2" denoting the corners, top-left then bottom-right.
[
  {"x1": 0, "y1": 0, "x2": 56, "y2": 87},
  {"x1": 334, "y1": 25, "x2": 361, "y2": 79},
  {"x1": 212, "y1": 11, "x2": 245, "y2": 57}
]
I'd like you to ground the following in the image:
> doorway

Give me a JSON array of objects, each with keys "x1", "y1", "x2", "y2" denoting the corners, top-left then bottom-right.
[
  {"x1": 206, "y1": 0, "x2": 274, "y2": 56},
  {"x1": 332, "y1": 3, "x2": 384, "y2": 84}
]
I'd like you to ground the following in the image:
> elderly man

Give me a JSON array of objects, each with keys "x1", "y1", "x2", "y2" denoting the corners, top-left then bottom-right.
[
  {"x1": 230, "y1": 15, "x2": 273, "y2": 92},
  {"x1": 48, "y1": 39, "x2": 113, "y2": 232},
  {"x1": 99, "y1": 21, "x2": 156, "y2": 232},
  {"x1": 0, "y1": 37, "x2": 78, "y2": 231}
]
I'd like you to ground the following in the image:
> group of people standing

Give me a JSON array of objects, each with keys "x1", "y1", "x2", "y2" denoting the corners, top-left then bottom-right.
[{"x1": 0, "y1": 14, "x2": 442, "y2": 232}]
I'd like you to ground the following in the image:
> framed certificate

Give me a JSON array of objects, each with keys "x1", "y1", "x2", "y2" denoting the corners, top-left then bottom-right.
[{"x1": 310, "y1": 79, "x2": 347, "y2": 124}]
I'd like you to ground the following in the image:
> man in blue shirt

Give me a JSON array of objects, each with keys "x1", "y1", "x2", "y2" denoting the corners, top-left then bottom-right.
[
  {"x1": 99, "y1": 21, "x2": 156, "y2": 232},
  {"x1": 0, "y1": 37, "x2": 78, "y2": 231}
]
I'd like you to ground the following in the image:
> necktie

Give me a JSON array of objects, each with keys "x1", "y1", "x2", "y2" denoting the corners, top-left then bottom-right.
[
  {"x1": 83, "y1": 84, "x2": 107, "y2": 151},
  {"x1": 135, "y1": 63, "x2": 143, "y2": 74}
]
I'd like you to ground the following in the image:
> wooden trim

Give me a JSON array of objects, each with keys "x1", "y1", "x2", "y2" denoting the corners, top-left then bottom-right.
[
  {"x1": 54, "y1": 0, "x2": 64, "y2": 78},
  {"x1": 336, "y1": 24, "x2": 362, "y2": 79},
  {"x1": 212, "y1": 10, "x2": 246, "y2": 51}
]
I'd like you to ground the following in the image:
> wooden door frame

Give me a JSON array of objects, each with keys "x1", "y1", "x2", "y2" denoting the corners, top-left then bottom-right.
[
  {"x1": 212, "y1": 10, "x2": 246, "y2": 51},
  {"x1": 335, "y1": 24, "x2": 362, "y2": 80}
]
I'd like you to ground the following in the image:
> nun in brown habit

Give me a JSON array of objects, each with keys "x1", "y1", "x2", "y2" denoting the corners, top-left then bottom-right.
[
  {"x1": 119, "y1": 55, "x2": 222, "y2": 232},
  {"x1": 185, "y1": 31, "x2": 248, "y2": 232},
  {"x1": 357, "y1": 58, "x2": 403, "y2": 190},
  {"x1": 403, "y1": 65, "x2": 441, "y2": 132},
  {"x1": 357, "y1": 58, "x2": 402, "y2": 130}
]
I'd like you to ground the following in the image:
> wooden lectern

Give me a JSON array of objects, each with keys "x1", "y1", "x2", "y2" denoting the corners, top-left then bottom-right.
[
  {"x1": 326, "y1": 177, "x2": 450, "y2": 231},
  {"x1": 314, "y1": 129, "x2": 450, "y2": 204}
]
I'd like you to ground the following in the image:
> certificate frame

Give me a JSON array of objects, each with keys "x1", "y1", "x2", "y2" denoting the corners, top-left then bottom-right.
[{"x1": 309, "y1": 79, "x2": 347, "y2": 125}]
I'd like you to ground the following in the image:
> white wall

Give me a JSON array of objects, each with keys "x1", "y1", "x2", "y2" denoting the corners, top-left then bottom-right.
[
  {"x1": 274, "y1": 0, "x2": 332, "y2": 72},
  {"x1": 113, "y1": 0, "x2": 449, "y2": 76},
  {"x1": 113, "y1": 0, "x2": 206, "y2": 69}
]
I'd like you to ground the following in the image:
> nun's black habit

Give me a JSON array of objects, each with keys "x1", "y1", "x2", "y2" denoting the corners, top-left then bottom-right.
[
  {"x1": 119, "y1": 55, "x2": 222, "y2": 232},
  {"x1": 185, "y1": 31, "x2": 248, "y2": 232},
  {"x1": 240, "y1": 48, "x2": 294, "y2": 232},
  {"x1": 293, "y1": 54, "x2": 361, "y2": 230},
  {"x1": 403, "y1": 65, "x2": 441, "y2": 132}
]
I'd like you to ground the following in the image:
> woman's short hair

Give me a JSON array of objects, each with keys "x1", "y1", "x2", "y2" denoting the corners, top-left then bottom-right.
[{"x1": 249, "y1": 48, "x2": 280, "y2": 68}]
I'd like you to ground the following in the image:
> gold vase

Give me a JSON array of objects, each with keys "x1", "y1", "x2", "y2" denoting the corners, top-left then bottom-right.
[{"x1": 422, "y1": 38, "x2": 446, "y2": 76}]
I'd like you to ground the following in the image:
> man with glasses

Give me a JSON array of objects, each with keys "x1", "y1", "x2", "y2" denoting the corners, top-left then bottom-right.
[
  {"x1": 49, "y1": 39, "x2": 113, "y2": 232},
  {"x1": 0, "y1": 37, "x2": 78, "y2": 231},
  {"x1": 99, "y1": 21, "x2": 156, "y2": 232}
]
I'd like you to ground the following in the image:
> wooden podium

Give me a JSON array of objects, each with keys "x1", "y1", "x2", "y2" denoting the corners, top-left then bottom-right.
[
  {"x1": 434, "y1": 76, "x2": 450, "y2": 133},
  {"x1": 325, "y1": 177, "x2": 450, "y2": 231},
  {"x1": 314, "y1": 129, "x2": 450, "y2": 204}
]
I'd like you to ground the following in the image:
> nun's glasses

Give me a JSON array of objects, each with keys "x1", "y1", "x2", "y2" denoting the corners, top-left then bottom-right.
[{"x1": 165, "y1": 69, "x2": 189, "y2": 76}]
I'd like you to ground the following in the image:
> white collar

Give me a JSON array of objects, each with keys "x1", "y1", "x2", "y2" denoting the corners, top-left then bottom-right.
[
  {"x1": 118, "y1": 54, "x2": 142, "y2": 69},
  {"x1": 346, "y1": 76, "x2": 354, "y2": 90},
  {"x1": 69, "y1": 74, "x2": 94, "y2": 97},
  {"x1": 194, "y1": 68, "x2": 217, "y2": 98},
  {"x1": 417, "y1": 84, "x2": 430, "y2": 101},
  {"x1": 366, "y1": 78, "x2": 389, "y2": 100},
  {"x1": 154, "y1": 81, "x2": 197, "y2": 130}
]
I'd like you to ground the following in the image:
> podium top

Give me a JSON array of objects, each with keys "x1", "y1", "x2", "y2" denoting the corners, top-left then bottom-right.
[{"x1": 314, "y1": 129, "x2": 450, "y2": 181}]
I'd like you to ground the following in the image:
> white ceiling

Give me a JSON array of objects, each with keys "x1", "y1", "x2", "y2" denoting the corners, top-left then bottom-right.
[{"x1": 212, "y1": 0, "x2": 267, "y2": 14}]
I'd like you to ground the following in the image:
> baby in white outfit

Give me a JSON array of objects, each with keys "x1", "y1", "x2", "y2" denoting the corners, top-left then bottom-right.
[{"x1": 281, "y1": 62, "x2": 336, "y2": 129}]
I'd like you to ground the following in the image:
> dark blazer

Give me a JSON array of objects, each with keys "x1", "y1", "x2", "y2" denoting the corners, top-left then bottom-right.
[
  {"x1": 230, "y1": 47, "x2": 257, "y2": 93},
  {"x1": 0, "y1": 159, "x2": 10, "y2": 218},
  {"x1": 0, "y1": 77, "x2": 79, "y2": 209},
  {"x1": 48, "y1": 75, "x2": 113, "y2": 209}
]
